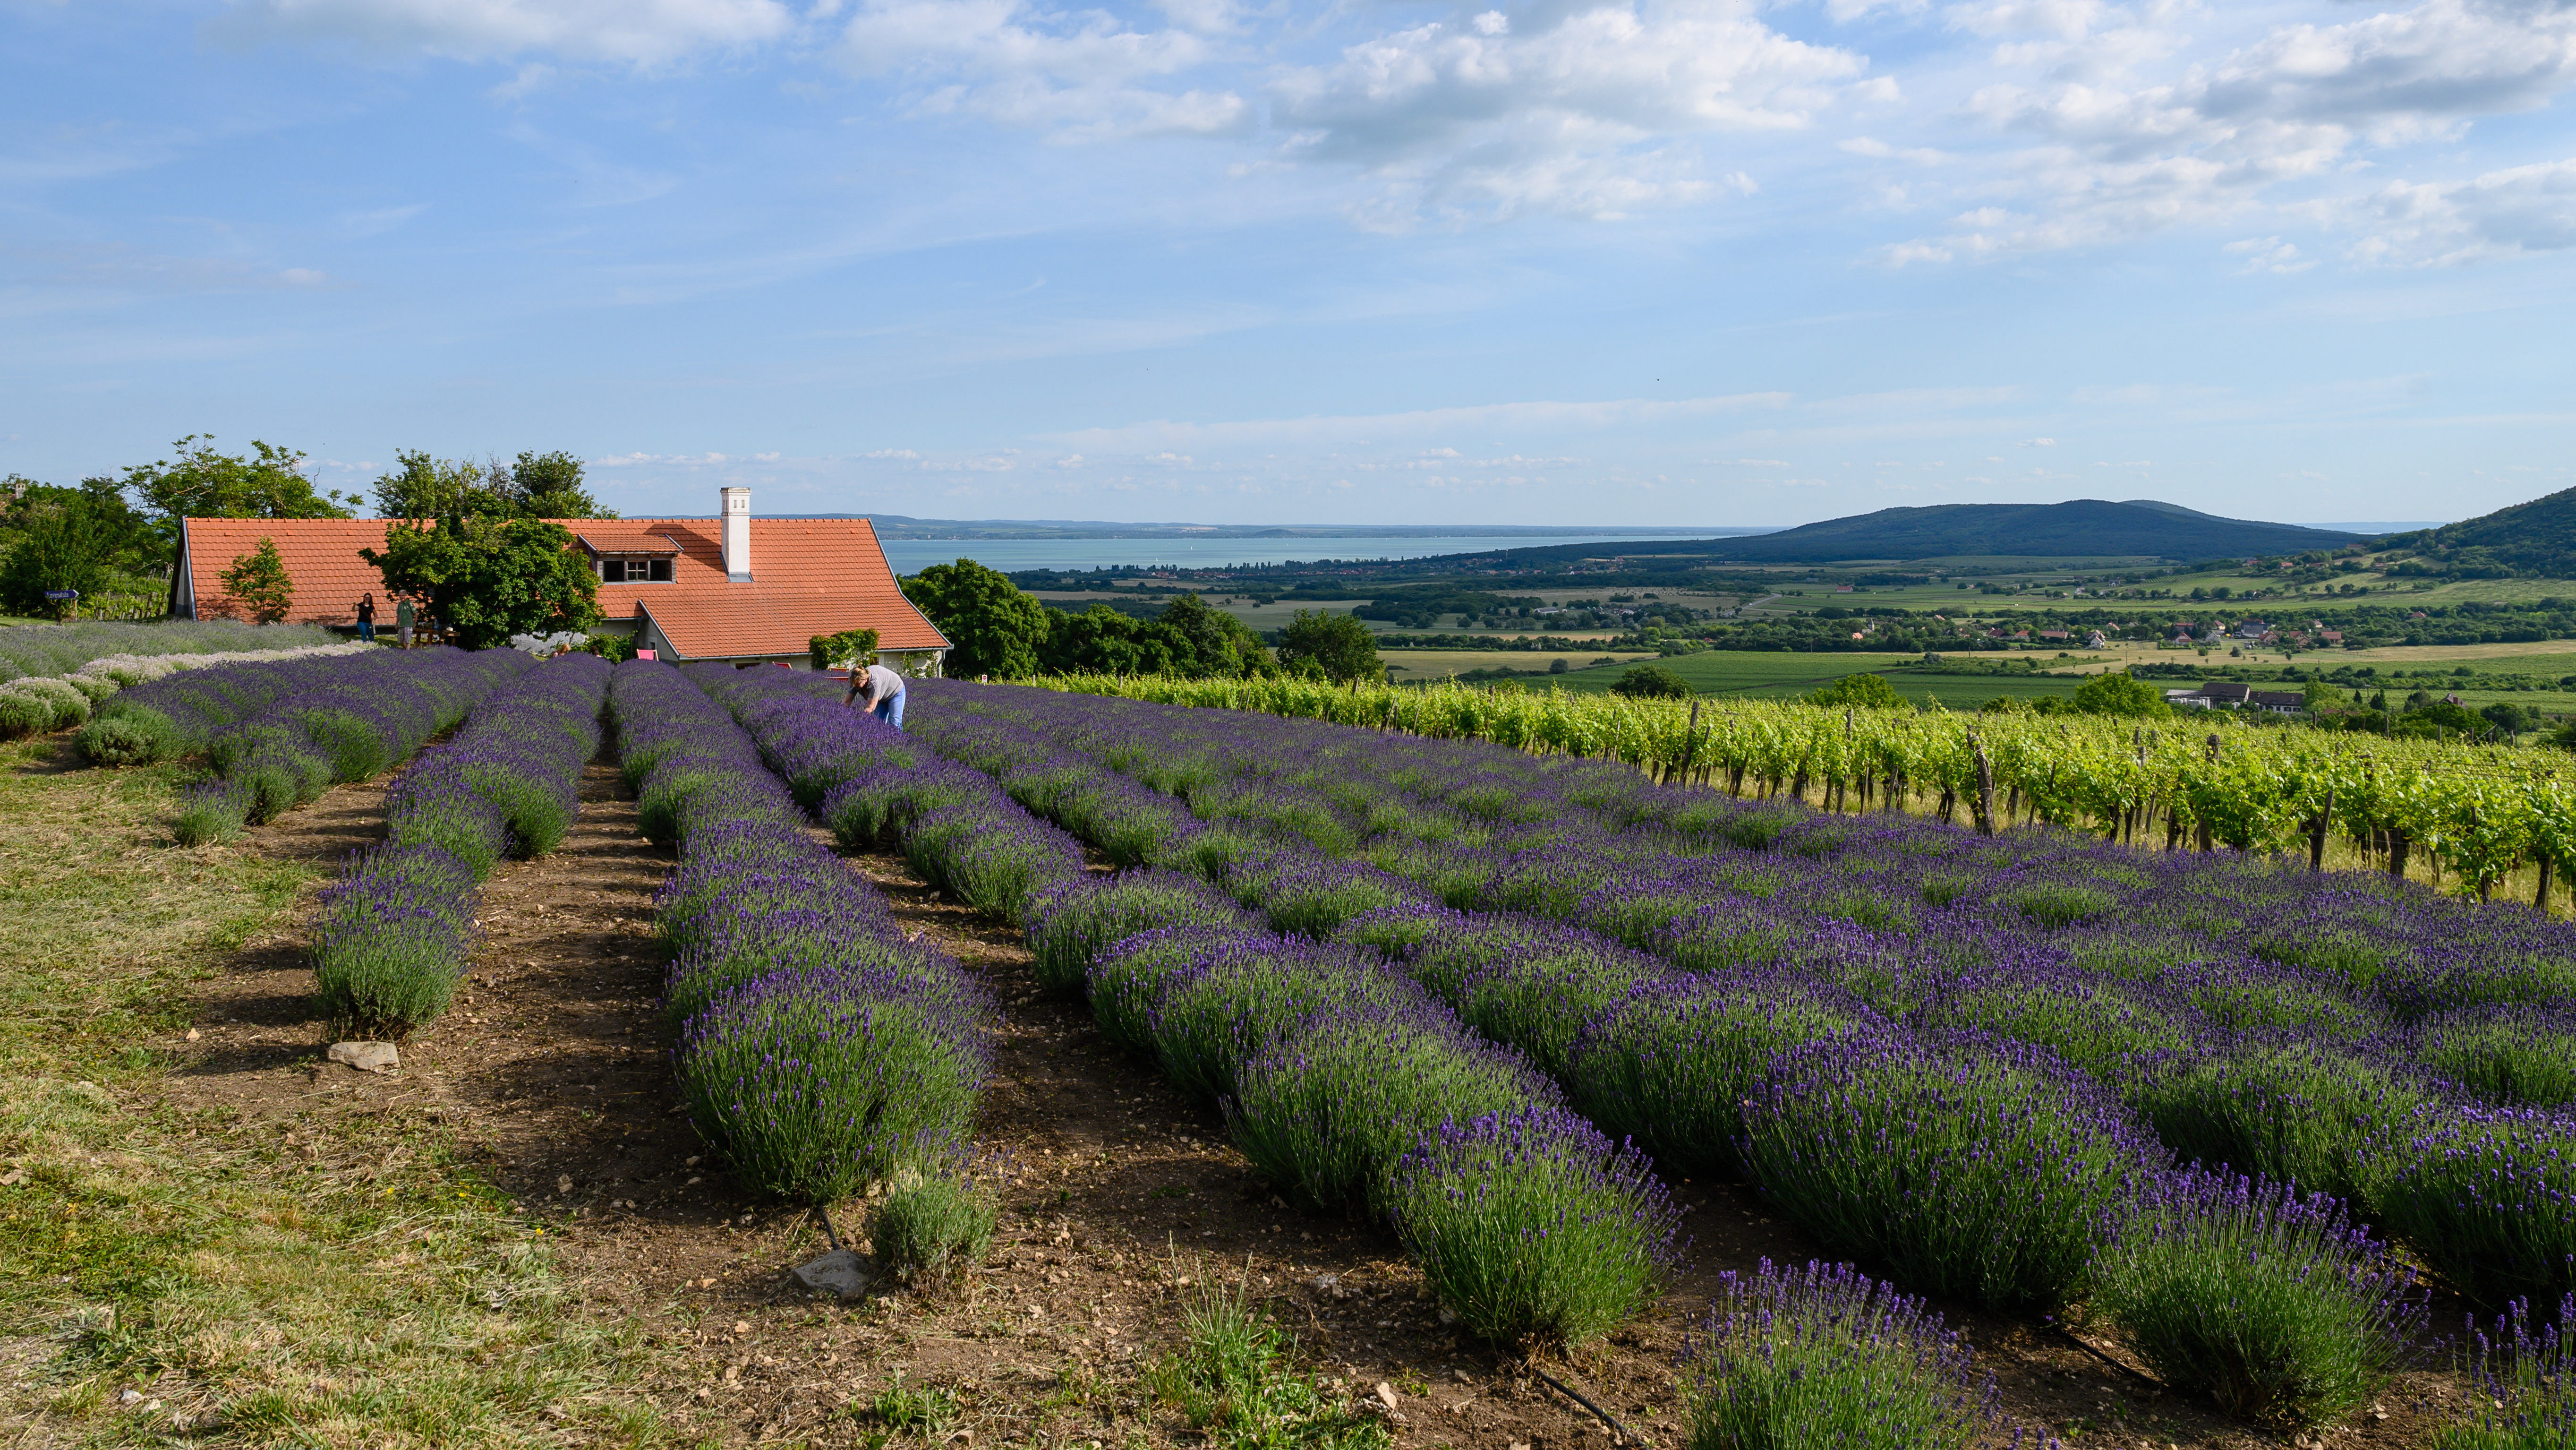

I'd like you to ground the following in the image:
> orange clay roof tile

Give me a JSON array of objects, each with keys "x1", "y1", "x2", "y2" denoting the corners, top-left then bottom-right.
[{"x1": 180, "y1": 516, "x2": 947, "y2": 657}]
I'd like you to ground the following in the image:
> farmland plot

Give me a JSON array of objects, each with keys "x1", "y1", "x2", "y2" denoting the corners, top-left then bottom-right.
[{"x1": 777, "y1": 675, "x2": 2573, "y2": 1445}]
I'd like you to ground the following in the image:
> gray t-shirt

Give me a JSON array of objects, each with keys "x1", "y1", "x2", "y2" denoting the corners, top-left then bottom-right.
[{"x1": 855, "y1": 663, "x2": 905, "y2": 706}]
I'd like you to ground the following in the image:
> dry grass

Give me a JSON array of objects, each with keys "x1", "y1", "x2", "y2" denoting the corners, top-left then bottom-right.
[{"x1": 0, "y1": 735, "x2": 680, "y2": 1448}]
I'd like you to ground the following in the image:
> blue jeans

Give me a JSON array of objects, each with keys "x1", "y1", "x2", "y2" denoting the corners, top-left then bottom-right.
[
  {"x1": 357, "y1": 620, "x2": 375, "y2": 642},
  {"x1": 873, "y1": 692, "x2": 905, "y2": 730}
]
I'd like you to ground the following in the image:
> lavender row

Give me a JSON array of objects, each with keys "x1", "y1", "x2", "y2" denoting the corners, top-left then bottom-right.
[
  {"x1": 904, "y1": 681, "x2": 2518, "y2": 1430},
  {"x1": 608, "y1": 661, "x2": 987, "y2": 1204},
  {"x1": 140, "y1": 646, "x2": 537, "y2": 843},
  {"x1": 310, "y1": 653, "x2": 610, "y2": 1038},
  {"x1": 678, "y1": 666, "x2": 1687, "y2": 1350},
  {"x1": 911, "y1": 683, "x2": 2576, "y2": 1276}
]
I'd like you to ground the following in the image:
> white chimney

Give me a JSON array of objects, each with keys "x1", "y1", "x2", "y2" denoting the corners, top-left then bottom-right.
[{"x1": 720, "y1": 487, "x2": 751, "y2": 582}]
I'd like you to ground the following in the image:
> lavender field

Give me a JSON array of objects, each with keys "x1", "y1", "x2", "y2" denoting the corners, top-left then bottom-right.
[{"x1": 641, "y1": 665, "x2": 2576, "y2": 1444}]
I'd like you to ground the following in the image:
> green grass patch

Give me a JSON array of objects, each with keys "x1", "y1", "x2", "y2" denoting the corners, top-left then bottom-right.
[{"x1": 0, "y1": 732, "x2": 675, "y2": 1446}]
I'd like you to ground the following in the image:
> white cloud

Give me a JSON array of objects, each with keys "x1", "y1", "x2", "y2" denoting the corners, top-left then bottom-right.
[
  {"x1": 1886, "y1": 0, "x2": 2576, "y2": 262},
  {"x1": 209, "y1": 0, "x2": 794, "y2": 64},
  {"x1": 1268, "y1": 0, "x2": 1868, "y2": 223},
  {"x1": 2223, "y1": 234, "x2": 2314, "y2": 273},
  {"x1": 2347, "y1": 155, "x2": 2576, "y2": 264},
  {"x1": 838, "y1": 0, "x2": 1246, "y2": 140}
]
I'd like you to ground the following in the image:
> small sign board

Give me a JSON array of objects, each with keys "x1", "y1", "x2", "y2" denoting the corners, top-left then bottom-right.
[{"x1": 42, "y1": 589, "x2": 78, "y2": 601}]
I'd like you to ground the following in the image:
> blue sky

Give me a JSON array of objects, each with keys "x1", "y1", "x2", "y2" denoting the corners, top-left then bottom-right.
[{"x1": 5, "y1": 0, "x2": 2574, "y2": 528}]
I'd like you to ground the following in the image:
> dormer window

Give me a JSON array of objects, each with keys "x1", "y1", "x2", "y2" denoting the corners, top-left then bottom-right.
[{"x1": 600, "y1": 558, "x2": 674, "y2": 583}]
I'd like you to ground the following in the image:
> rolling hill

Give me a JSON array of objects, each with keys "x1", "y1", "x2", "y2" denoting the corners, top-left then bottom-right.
[
  {"x1": 2398, "y1": 487, "x2": 2576, "y2": 575},
  {"x1": 1692, "y1": 499, "x2": 2362, "y2": 564}
]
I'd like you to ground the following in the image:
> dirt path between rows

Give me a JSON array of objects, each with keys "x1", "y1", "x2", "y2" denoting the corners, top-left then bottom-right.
[{"x1": 159, "y1": 755, "x2": 2450, "y2": 1449}]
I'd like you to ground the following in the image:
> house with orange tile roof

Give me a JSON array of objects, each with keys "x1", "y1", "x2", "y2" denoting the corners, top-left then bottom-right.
[{"x1": 175, "y1": 488, "x2": 950, "y2": 672}]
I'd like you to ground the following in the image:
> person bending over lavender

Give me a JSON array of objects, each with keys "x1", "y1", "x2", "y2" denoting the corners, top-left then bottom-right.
[{"x1": 845, "y1": 661, "x2": 907, "y2": 730}]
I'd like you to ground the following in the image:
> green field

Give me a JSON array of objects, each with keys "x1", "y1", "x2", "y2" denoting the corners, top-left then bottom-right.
[
  {"x1": 1546, "y1": 650, "x2": 1919, "y2": 695},
  {"x1": 1381, "y1": 648, "x2": 1655, "y2": 683},
  {"x1": 1534, "y1": 649, "x2": 2096, "y2": 706}
]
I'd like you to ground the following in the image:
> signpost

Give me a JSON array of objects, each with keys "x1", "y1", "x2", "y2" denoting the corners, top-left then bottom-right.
[{"x1": 42, "y1": 590, "x2": 78, "y2": 601}]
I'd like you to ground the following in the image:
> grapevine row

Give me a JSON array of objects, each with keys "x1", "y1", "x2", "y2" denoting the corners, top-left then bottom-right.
[{"x1": 1030, "y1": 673, "x2": 2576, "y2": 901}]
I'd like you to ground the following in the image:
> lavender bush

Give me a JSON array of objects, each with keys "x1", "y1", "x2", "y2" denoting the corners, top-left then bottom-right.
[
  {"x1": 1680, "y1": 1259, "x2": 2002, "y2": 1450},
  {"x1": 674, "y1": 963, "x2": 989, "y2": 1201},
  {"x1": 1567, "y1": 971, "x2": 1883, "y2": 1179},
  {"x1": 2417, "y1": 1004, "x2": 2576, "y2": 1108},
  {"x1": 309, "y1": 845, "x2": 479, "y2": 1036},
  {"x1": 1023, "y1": 872, "x2": 1255, "y2": 996},
  {"x1": 2138, "y1": 1038, "x2": 2435, "y2": 1209},
  {"x1": 1744, "y1": 1030, "x2": 2160, "y2": 1312},
  {"x1": 310, "y1": 654, "x2": 609, "y2": 1035},
  {"x1": 1228, "y1": 1002, "x2": 1558, "y2": 1215},
  {"x1": 1387, "y1": 1107, "x2": 1682, "y2": 1349},
  {"x1": 2094, "y1": 1171, "x2": 2422, "y2": 1428},
  {"x1": 2435, "y1": 1295, "x2": 2576, "y2": 1450},
  {"x1": 2370, "y1": 1106, "x2": 2576, "y2": 1312},
  {"x1": 1144, "y1": 935, "x2": 1427, "y2": 1104},
  {"x1": 610, "y1": 661, "x2": 992, "y2": 1205}
]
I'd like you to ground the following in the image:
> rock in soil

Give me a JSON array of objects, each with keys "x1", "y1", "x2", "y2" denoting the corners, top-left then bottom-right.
[
  {"x1": 325, "y1": 1041, "x2": 399, "y2": 1073},
  {"x1": 791, "y1": 1249, "x2": 878, "y2": 1299}
]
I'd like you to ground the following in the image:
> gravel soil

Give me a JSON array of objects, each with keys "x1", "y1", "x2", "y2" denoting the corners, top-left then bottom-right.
[{"x1": 158, "y1": 754, "x2": 2465, "y2": 1449}]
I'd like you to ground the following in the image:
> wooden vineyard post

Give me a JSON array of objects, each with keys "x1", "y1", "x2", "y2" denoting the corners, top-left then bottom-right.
[
  {"x1": 1969, "y1": 729, "x2": 1996, "y2": 836},
  {"x1": 2198, "y1": 733, "x2": 2220, "y2": 852},
  {"x1": 2309, "y1": 783, "x2": 2335, "y2": 873},
  {"x1": 1676, "y1": 700, "x2": 1703, "y2": 789}
]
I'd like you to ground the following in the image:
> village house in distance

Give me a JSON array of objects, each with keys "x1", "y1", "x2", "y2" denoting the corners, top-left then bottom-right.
[{"x1": 170, "y1": 488, "x2": 950, "y2": 673}]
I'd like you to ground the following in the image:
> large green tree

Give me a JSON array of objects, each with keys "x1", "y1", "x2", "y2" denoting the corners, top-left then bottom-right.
[
  {"x1": 371, "y1": 449, "x2": 614, "y2": 521},
  {"x1": 1275, "y1": 609, "x2": 1382, "y2": 683},
  {"x1": 115, "y1": 436, "x2": 357, "y2": 613},
  {"x1": 2070, "y1": 670, "x2": 2171, "y2": 718},
  {"x1": 903, "y1": 558, "x2": 1047, "y2": 678},
  {"x1": 1, "y1": 496, "x2": 113, "y2": 619},
  {"x1": 509, "y1": 451, "x2": 612, "y2": 519},
  {"x1": 1, "y1": 479, "x2": 162, "y2": 617},
  {"x1": 1035, "y1": 592, "x2": 1275, "y2": 678},
  {"x1": 361, "y1": 517, "x2": 600, "y2": 650},
  {"x1": 121, "y1": 435, "x2": 355, "y2": 543}
]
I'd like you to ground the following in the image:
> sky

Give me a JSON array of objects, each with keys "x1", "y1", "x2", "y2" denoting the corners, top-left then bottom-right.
[{"x1": 4, "y1": 0, "x2": 2574, "y2": 529}]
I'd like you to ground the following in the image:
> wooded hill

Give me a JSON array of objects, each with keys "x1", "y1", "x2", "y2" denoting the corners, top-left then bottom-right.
[
  {"x1": 2387, "y1": 487, "x2": 2576, "y2": 578},
  {"x1": 1689, "y1": 499, "x2": 2361, "y2": 564}
]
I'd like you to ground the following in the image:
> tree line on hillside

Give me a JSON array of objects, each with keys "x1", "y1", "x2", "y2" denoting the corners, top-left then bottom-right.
[{"x1": 898, "y1": 559, "x2": 1384, "y2": 684}]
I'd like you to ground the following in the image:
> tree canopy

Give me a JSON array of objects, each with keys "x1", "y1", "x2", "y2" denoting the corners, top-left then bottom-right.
[
  {"x1": 372, "y1": 449, "x2": 613, "y2": 521},
  {"x1": 0, "y1": 479, "x2": 161, "y2": 618},
  {"x1": 904, "y1": 558, "x2": 1049, "y2": 679},
  {"x1": 118, "y1": 436, "x2": 357, "y2": 565},
  {"x1": 1611, "y1": 662, "x2": 1690, "y2": 700},
  {"x1": 1042, "y1": 592, "x2": 1275, "y2": 678},
  {"x1": 1805, "y1": 672, "x2": 1902, "y2": 708},
  {"x1": 1275, "y1": 609, "x2": 1380, "y2": 683},
  {"x1": 2069, "y1": 670, "x2": 2171, "y2": 718},
  {"x1": 361, "y1": 516, "x2": 600, "y2": 650}
]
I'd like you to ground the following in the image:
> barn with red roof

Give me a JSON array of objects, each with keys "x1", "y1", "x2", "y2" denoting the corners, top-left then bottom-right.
[{"x1": 175, "y1": 488, "x2": 949, "y2": 672}]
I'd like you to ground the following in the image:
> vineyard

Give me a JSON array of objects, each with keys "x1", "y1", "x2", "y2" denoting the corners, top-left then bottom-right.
[{"x1": 1032, "y1": 673, "x2": 2576, "y2": 904}]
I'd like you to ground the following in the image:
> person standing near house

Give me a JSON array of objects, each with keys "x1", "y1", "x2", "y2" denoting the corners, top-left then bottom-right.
[
  {"x1": 395, "y1": 596, "x2": 415, "y2": 648},
  {"x1": 845, "y1": 661, "x2": 907, "y2": 730},
  {"x1": 354, "y1": 592, "x2": 376, "y2": 643}
]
